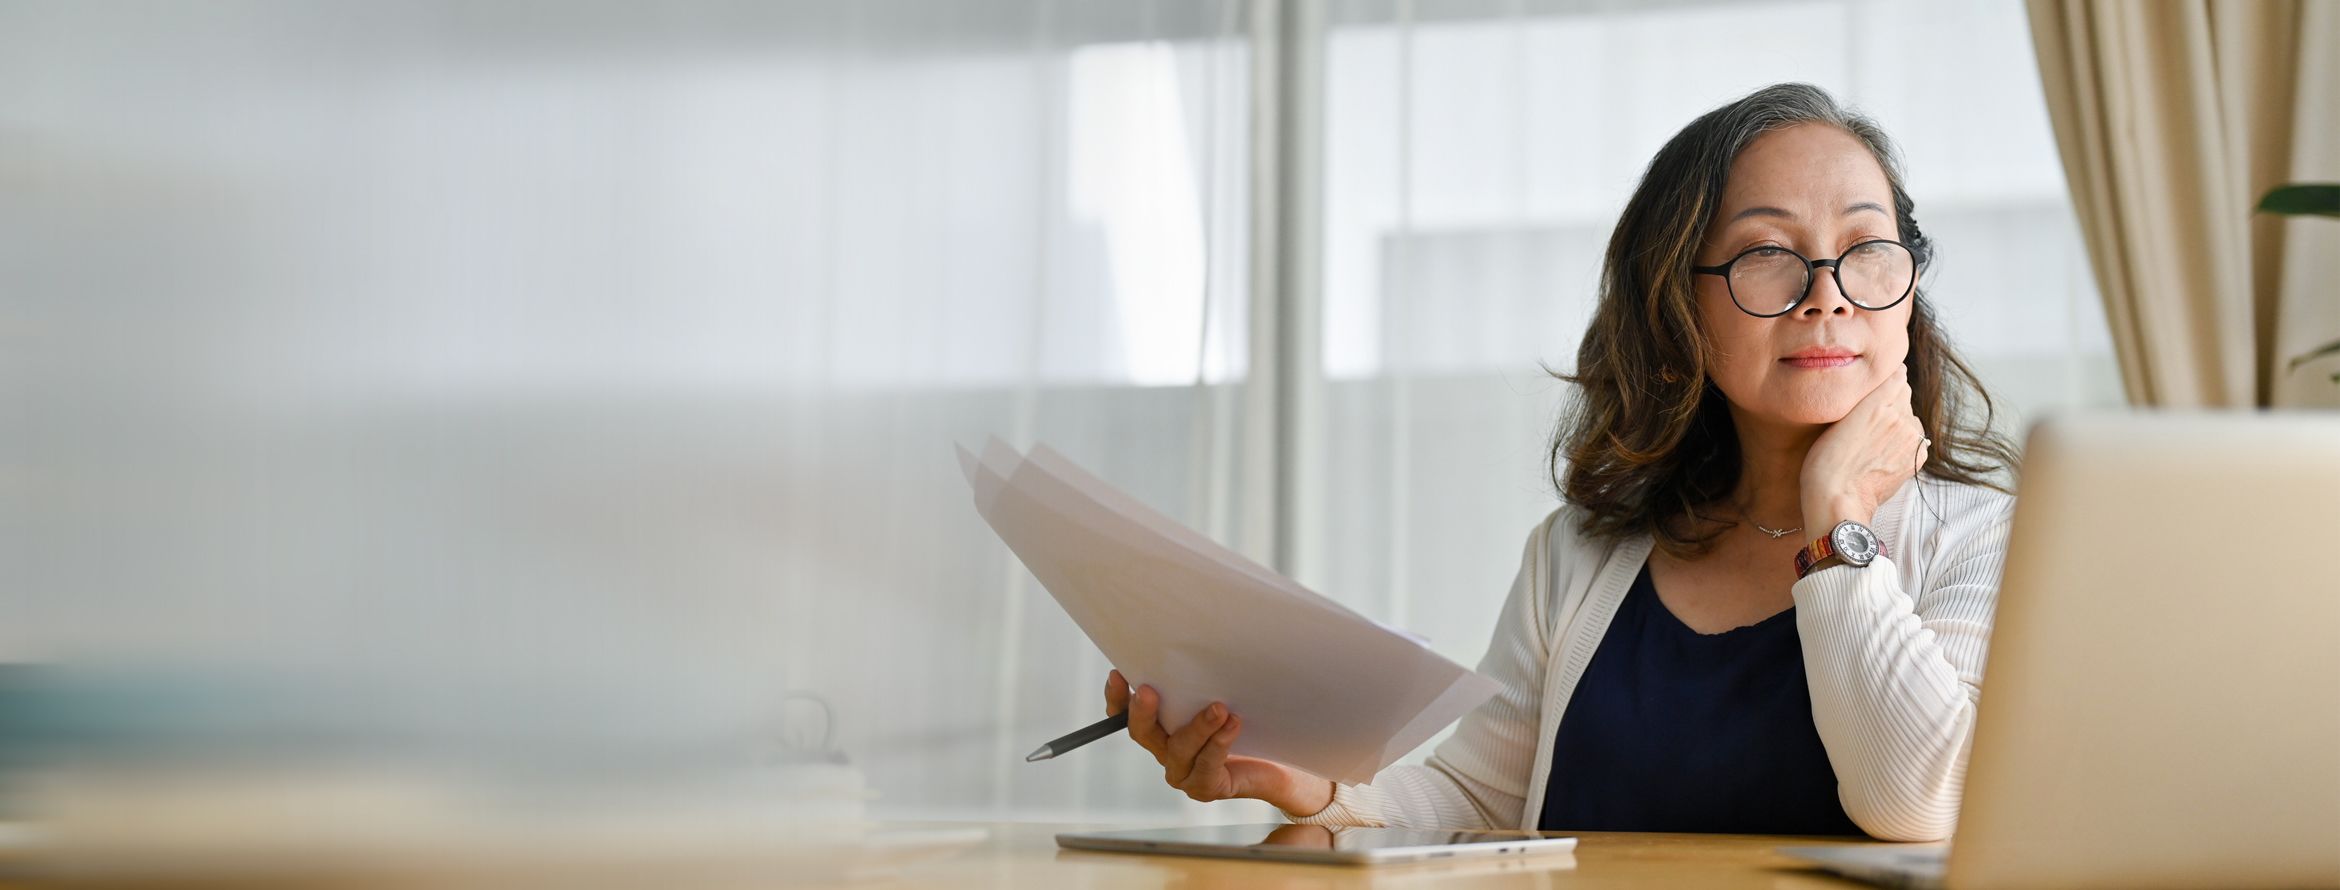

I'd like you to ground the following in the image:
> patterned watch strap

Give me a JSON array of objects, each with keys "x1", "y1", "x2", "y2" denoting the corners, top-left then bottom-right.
[{"x1": 1794, "y1": 535, "x2": 1837, "y2": 579}]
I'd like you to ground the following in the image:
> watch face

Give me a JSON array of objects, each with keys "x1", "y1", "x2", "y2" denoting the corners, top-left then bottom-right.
[{"x1": 1831, "y1": 521, "x2": 1880, "y2": 565}]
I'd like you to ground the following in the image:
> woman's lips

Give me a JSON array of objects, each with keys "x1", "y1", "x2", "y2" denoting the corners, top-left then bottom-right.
[{"x1": 1781, "y1": 354, "x2": 1860, "y2": 369}]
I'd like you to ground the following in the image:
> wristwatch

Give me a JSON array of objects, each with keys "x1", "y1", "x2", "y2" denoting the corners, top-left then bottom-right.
[{"x1": 1795, "y1": 520, "x2": 1883, "y2": 579}]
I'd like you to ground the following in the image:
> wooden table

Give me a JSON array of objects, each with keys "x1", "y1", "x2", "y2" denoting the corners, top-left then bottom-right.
[{"x1": 805, "y1": 821, "x2": 1911, "y2": 889}]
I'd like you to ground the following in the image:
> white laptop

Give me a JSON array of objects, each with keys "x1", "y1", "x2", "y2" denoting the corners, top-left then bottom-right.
[{"x1": 1783, "y1": 411, "x2": 2340, "y2": 889}]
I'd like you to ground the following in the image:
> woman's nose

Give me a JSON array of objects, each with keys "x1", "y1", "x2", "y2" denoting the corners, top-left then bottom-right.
[{"x1": 1797, "y1": 266, "x2": 1855, "y2": 316}]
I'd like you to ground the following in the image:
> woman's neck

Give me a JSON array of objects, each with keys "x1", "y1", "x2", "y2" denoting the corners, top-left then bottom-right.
[{"x1": 1726, "y1": 409, "x2": 1821, "y2": 531}]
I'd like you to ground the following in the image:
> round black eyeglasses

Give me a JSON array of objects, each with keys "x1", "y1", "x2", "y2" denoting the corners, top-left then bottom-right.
[{"x1": 1691, "y1": 239, "x2": 1917, "y2": 318}]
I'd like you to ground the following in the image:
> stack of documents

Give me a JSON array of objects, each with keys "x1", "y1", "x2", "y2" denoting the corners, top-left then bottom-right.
[{"x1": 957, "y1": 439, "x2": 1499, "y2": 785}]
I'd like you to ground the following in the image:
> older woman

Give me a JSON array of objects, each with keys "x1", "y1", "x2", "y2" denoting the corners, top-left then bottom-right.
[{"x1": 1103, "y1": 83, "x2": 2018, "y2": 842}]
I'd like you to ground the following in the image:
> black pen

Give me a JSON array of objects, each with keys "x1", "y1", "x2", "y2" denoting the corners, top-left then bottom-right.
[{"x1": 1024, "y1": 712, "x2": 1130, "y2": 762}]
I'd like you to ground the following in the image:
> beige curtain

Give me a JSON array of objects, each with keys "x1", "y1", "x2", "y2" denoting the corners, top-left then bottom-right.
[{"x1": 2027, "y1": 0, "x2": 2340, "y2": 408}]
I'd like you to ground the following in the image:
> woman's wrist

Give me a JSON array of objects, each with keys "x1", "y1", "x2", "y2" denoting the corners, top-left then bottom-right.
[
  {"x1": 1802, "y1": 494, "x2": 1876, "y2": 537},
  {"x1": 1263, "y1": 770, "x2": 1336, "y2": 818}
]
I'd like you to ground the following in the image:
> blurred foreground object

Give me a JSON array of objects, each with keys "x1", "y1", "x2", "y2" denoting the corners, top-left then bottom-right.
[{"x1": 0, "y1": 668, "x2": 985, "y2": 886}]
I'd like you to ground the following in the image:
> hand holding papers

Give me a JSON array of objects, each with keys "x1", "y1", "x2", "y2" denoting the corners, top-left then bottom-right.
[{"x1": 957, "y1": 439, "x2": 1499, "y2": 786}]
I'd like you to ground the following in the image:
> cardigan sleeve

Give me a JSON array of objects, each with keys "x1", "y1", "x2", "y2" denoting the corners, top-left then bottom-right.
[
  {"x1": 1286, "y1": 510, "x2": 1562, "y2": 829},
  {"x1": 1791, "y1": 484, "x2": 2015, "y2": 841}
]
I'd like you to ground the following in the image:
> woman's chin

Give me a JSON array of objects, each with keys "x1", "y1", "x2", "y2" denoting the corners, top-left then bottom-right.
[
  {"x1": 1717, "y1": 379, "x2": 1865, "y2": 427},
  {"x1": 1751, "y1": 395, "x2": 1859, "y2": 427}
]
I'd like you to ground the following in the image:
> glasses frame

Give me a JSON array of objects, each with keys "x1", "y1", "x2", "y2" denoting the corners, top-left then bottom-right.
[{"x1": 1691, "y1": 238, "x2": 1917, "y2": 318}]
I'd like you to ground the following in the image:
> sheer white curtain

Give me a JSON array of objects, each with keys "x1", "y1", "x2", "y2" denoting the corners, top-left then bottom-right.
[
  {"x1": 777, "y1": 1, "x2": 1269, "y2": 823},
  {"x1": 1297, "y1": 0, "x2": 2124, "y2": 763},
  {"x1": 2, "y1": 0, "x2": 1265, "y2": 826}
]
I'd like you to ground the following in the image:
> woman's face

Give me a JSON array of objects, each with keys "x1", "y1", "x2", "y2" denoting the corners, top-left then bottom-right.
[{"x1": 1693, "y1": 122, "x2": 1913, "y2": 428}]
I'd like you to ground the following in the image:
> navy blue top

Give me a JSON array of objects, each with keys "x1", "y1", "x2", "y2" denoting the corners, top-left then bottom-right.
[{"x1": 1537, "y1": 561, "x2": 1861, "y2": 835}]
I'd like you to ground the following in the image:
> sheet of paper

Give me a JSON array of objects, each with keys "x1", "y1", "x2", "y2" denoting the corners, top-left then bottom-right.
[{"x1": 958, "y1": 439, "x2": 1500, "y2": 785}]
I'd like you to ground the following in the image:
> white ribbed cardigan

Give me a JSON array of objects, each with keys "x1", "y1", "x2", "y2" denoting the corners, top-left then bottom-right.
[{"x1": 1290, "y1": 475, "x2": 2015, "y2": 842}]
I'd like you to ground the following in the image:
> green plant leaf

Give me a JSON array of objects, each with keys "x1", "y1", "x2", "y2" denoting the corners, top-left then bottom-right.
[
  {"x1": 2292, "y1": 338, "x2": 2340, "y2": 372},
  {"x1": 2258, "y1": 184, "x2": 2340, "y2": 218}
]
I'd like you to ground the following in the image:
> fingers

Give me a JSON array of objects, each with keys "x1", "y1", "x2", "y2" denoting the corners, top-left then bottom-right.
[
  {"x1": 1892, "y1": 414, "x2": 1925, "y2": 471},
  {"x1": 1162, "y1": 702, "x2": 1229, "y2": 784},
  {"x1": 1175, "y1": 715, "x2": 1243, "y2": 801},
  {"x1": 1127, "y1": 685, "x2": 1170, "y2": 758},
  {"x1": 1120, "y1": 685, "x2": 1247, "y2": 801},
  {"x1": 1862, "y1": 365, "x2": 1913, "y2": 412},
  {"x1": 1104, "y1": 670, "x2": 1129, "y2": 718},
  {"x1": 1836, "y1": 370, "x2": 1909, "y2": 435},
  {"x1": 1861, "y1": 368, "x2": 1919, "y2": 434}
]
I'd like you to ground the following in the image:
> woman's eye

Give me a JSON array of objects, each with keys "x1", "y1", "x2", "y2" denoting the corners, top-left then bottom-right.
[{"x1": 1745, "y1": 246, "x2": 1791, "y2": 259}]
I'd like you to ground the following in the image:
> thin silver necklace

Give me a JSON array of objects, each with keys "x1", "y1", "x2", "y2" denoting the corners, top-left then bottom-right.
[
  {"x1": 1738, "y1": 502, "x2": 1798, "y2": 539},
  {"x1": 1728, "y1": 496, "x2": 1798, "y2": 539}
]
